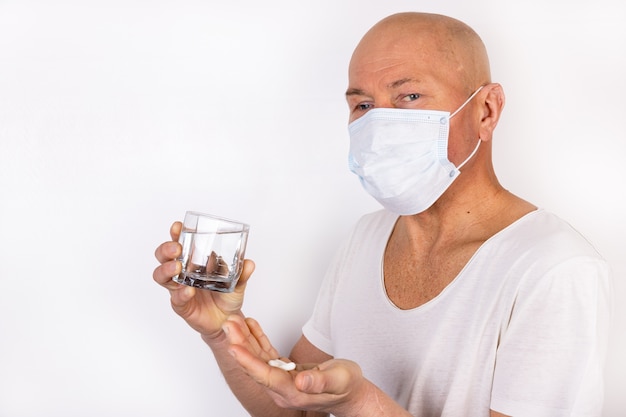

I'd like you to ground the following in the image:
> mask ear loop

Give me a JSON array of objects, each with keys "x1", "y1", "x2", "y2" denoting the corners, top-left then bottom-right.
[
  {"x1": 450, "y1": 85, "x2": 484, "y2": 119},
  {"x1": 457, "y1": 140, "x2": 481, "y2": 170},
  {"x1": 451, "y1": 86, "x2": 485, "y2": 171}
]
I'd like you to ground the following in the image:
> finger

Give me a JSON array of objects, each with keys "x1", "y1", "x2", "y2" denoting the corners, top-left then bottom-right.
[
  {"x1": 233, "y1": 259, "x2": 255, "y2": 291},
  {"x1": 154, "y1": 240, "x2": 182, "y2": 264},
  {"x1": 224, "y1": 314, "x2": 252, "y2": 341},
  {"x1": 295, "y1": 361, "x2": 359, "y2": 395},
  {"x1": 224, "y1": 315, "x2": 270, "y2": 362},
  {"x1": 154, "y1": 221, "x2": 182, "y2": 264},
  {"x1": 169, "y1": 284, "x2": 196, "y2": 308},
  {"x1": 169, "y1": 221, "x2": 182, "y2": 241},
  {"x1": 245, "y1": 317, "x2": 280, "y2": 360},
  {"x1": 229, "y1": 343, "x2": 290, "y2": 390},
  {"x1": 294, "y1": 363, "x2": 320, "y2": 372},
  {"x1": 153, "y1": 259, "x2": 182, "y2": 289}
]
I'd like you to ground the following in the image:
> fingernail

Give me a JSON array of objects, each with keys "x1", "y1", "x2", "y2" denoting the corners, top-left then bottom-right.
[
  {"x1": 227, "y1": 349, "x2": 236, "y2": 359},
  {"x1": 222, "y1": 323, "x2": 230, "y2": 335},
  {"x1": 300, "y1": 374, "x2": 313, "y2": 391}
]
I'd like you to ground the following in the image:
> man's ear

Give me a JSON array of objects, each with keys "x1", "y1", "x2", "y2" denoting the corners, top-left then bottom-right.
[{"x1": 477, "y1": 83, "x2": 505, "y2": 142}]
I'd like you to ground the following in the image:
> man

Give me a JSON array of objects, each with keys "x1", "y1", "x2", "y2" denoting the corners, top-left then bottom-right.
[{"x1": 154, "y1": 12, "x2": 612, "y2": 416}]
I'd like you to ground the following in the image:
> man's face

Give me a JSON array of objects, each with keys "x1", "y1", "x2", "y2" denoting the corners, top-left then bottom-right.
[{"x1": 345, "y1": 29, "x2": 479, "y2": 166}]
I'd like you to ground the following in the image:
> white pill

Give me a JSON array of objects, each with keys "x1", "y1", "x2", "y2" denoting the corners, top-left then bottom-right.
[{"x1": 268, "y1": 359, "x2": 296, "y2": 371}]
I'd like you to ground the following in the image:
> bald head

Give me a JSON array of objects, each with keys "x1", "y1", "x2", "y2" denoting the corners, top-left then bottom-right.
[{"x1": 350, "y1": 12, "x2": 491, "y2": 95}]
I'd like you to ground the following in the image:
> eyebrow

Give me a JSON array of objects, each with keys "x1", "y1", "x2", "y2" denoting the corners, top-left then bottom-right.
[
  {"x1": 388, "y1": 78, "x2": 419, "y2": 89},
  {"x1": 345, "y1": 78, "x2": 421, "y2": 97},
  {"x1": 345, "y1": 87, "x2": 366, "y2": 97}
]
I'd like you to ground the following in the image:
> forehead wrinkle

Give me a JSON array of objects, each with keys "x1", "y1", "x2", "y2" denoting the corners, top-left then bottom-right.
[
  {"x1": 388, "y1": 78, "x2": 421, "y2": 89},
  {"x1": 345, "y1": 77, "x2": 424, "y2": 98}
]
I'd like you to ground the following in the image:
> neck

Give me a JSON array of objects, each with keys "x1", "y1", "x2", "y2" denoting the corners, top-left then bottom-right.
[{"x1": 398, "y1": 162, "x2": 535, "y2": 247}]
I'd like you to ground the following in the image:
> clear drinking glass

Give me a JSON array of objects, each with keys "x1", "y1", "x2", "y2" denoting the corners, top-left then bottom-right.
[{"x1": 173, "y1": 211, "x2": 249, "y2": 293}]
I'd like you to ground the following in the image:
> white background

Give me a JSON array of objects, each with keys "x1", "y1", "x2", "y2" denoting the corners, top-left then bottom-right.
[{"x1": 0, "y1": 0, "x2": 624, "y2": 416}]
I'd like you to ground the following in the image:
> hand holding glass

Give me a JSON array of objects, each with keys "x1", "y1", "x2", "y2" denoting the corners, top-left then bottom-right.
[{"x1": 173, "y1": 211, "x2": 249, "y2": 293}]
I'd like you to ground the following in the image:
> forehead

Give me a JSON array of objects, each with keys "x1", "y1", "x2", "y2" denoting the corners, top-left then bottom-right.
[
  {"x1": 347, "y1": 26, "x2": 461, "y2": 90},
  {"x1": 347, "y1": 44, "x2": 449, "y2": 95}
]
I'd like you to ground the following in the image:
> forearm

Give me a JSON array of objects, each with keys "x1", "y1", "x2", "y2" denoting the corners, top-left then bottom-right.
[
  {"x1": 210, "y1": 315, "x2": 406, "y2": 417},
  {"x1": 203, "y1": 331, "x2": 290, "y2": 416}
]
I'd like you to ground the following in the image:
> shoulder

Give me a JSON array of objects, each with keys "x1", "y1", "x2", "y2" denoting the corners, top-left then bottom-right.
[
  {"x1": 476, "y1": 209, "x2": 611, "y2": 293},
  {"x1": 347, "y1": 209, "x2": 398, "y2": 240},
  {"x1": 498, "y1": 209, "x2": 603, "y2": 261},
  {"x1": 356, "y1": 209, "x2": 398, "y2": 227},
  {"x1": 493, "y1": 210, "x2": 612, "y2": 303}
]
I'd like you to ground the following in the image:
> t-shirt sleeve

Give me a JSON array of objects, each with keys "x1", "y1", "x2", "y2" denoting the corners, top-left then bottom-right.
[
  {"x1": 302, "y1": 218, "x2": 363, "y2": 356},
  {"x1": 302, "y1": 210, "x2": 394, "y2": 357},
  {"x1": 301, "y1": 235, "x2": 351, "y2": 357},
  {"x1": 490, "y1": 256, "x2": 613, "y2": 417}
]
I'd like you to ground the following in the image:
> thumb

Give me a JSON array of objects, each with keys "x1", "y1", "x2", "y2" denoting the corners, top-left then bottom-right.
[
  {"x1": 170, "y1": 284, "x2": 196, "y2": 308},
  {"x1": 295, "y1": 361, "x2": 360, "y2": 395},
  {"x1": 234, "y1": 259, "x2": 255, "y2": 291}
]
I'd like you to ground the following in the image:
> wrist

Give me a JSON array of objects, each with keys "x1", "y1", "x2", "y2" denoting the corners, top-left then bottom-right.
[
  {"x1": 200, "y1": 311, "x2": 245, "y2": 347},
  {"x1": 332, "y1": 378, "x2": 371, "y2": 417},
  {"x1": 334, "y1": 379, "x2": 411, "y2": 417},
  {"x1": 201, "y1": 329, "x2": 227, "y2": 346}
]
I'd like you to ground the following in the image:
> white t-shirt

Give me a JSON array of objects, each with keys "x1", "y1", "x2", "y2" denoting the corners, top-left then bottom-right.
[{"x1": 302, "y1": 209, "x2": 612, "y2": 417}]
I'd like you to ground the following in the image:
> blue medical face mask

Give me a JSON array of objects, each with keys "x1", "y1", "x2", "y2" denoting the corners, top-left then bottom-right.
[{"x1": 348, "y1": 86, "x2": 483, "y2": 215}]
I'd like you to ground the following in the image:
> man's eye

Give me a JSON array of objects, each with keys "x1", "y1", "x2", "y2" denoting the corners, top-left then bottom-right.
[
  {"x1": 402, "y1": 93, "x2": 421, "y2": 102},
  {"x1": 357, "y1": 103, "x2": 373, "y2": 111}
]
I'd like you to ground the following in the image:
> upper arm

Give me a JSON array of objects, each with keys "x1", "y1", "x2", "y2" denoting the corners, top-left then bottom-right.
[{"x1": 289, "y1": 334, "x2": 333, "y2": 365}]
